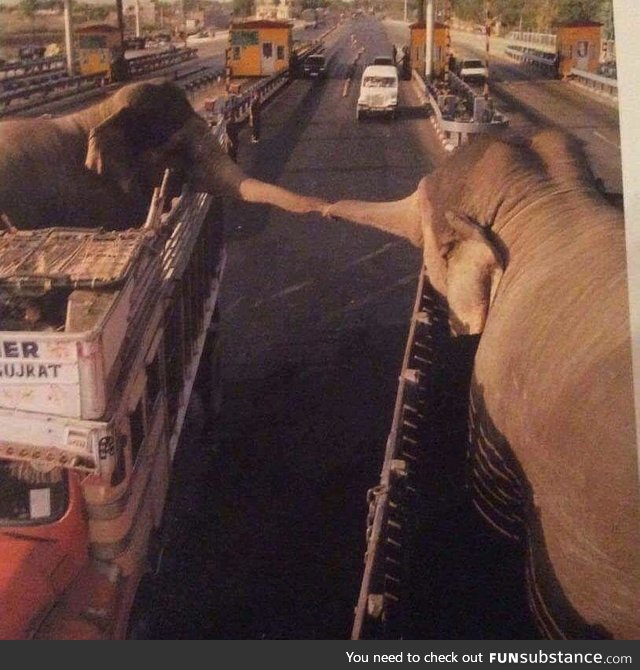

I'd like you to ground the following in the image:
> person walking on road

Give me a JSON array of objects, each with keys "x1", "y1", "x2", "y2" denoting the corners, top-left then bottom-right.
[
  {"x1": 225, "y1": 109, "x2": 240, "y2": 162},
  {"x1": 249, "y1": 93, "x2": 261, "y2": 144}
]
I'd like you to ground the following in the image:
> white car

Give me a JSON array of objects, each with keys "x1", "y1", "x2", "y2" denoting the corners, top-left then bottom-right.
[
  {"x1": 356, "y1": 64, "x2": 399, "y2": 120},
  {"x1": 456, "y1": 58, "x2": 488, "y2": 83}
]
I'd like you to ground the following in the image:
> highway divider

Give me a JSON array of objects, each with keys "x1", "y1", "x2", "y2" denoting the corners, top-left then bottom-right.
[{"x1": 412, "y1": 70, "x2": 509, "y2": 152}]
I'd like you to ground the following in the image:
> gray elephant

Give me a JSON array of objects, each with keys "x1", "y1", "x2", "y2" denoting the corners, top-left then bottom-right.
[
  {"x1": 0, "y1": 80, "x2": 326, "y2": 231},
  {"x1": 325, "y1": 130, "x2": 640, "y2": 640}
]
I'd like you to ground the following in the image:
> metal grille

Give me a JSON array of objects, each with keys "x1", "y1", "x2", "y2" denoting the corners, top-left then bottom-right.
[{"x1": 0, "y1": 228, "x2": 149, "y2": 293}]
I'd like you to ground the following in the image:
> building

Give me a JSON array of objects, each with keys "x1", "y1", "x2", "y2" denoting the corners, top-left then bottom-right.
[
  {"x1": 255, "y1": 0, "x2": 293, "y2": 21},
  {"x1": 409, "y1": 21, "x2": 447, "y2": 77},
  {"x1": 555, "y1": 20, "x2": 602, "y2": 77},
  {"x1": 227, "y1": 19, "x2": 293, "y2": 77}
]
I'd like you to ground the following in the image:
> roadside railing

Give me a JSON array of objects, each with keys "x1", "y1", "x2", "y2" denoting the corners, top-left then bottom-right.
[
  {"x1": 0, "y1": 72, "x2": 106, "y2": 115},
  {"x1": 127, "y1": 47, "x2": 198, "y2": 77},
  {"x1": 0, "y1": 47, "x2": 198, "y2": 116},
  {"x1": 504, "y1": 45, "x2": 557, "y2": 76},
  {"x1": 507, "y1": 31, "x2": 556, "y2": 53},
  {"x1": 0, "y1": 55, "x2": 66, "y2": 80},
  {"x1": 568, "y1": 67, "x2": 617, "y2": 101}
]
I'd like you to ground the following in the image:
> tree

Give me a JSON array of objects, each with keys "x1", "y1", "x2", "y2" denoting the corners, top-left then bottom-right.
[
  {"x1": 557, "y1": 0, "x2": 604, "y2": 23},
  {"x1": 19, "y1": 0, "x2": 39, "y2": 39},
  {"x1": 232, "y1": 0, "x2": 253, "y2": 17},
  {"x1": 449, "y1": 0, "x2": 612, "y2": 32}
]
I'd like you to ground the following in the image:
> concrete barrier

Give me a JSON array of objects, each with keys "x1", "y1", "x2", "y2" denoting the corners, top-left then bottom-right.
[{"x1": 412, "y1": 70, "x2": 509, "y2": 152}]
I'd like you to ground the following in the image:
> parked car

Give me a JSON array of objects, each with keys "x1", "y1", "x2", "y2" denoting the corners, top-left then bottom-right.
[
  {"x1": 356, "y1": 64, "x2": 399, "y2": 120},
  {"x1": 456, "y1": 58, "x2": 488, "y2": 83},
  {"x1": 302, "y1": 54, "x2": 326, "y2": 79}
]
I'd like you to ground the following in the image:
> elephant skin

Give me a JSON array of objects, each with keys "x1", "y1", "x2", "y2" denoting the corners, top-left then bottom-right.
[
  {"x1": 325, "y1": 130, "x2": 640, "y2": 639},
  {"x1": 0, "y1": 80, "x2": 327, "y2": 231}
]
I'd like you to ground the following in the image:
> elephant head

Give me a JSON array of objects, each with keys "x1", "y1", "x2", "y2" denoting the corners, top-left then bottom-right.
[
  {"x1": 83, "y1": 80, "x2": 326, "y2": 221},
  {"x1": 324, "y1": 131, "x2": 617, "y2": 336},
  {"x1": 324, "y1": 137, "x2": 512, "y2": 336},
  {"x1": 328, "y1": 131, "x2": 640, "y2": 639},
  {"x1": 0, "y1": 80, "x2": 326, "y2": 231}
]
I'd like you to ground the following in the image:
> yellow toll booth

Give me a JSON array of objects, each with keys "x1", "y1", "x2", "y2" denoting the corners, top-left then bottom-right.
[
  {"x1": 76, "y1": 24, "x2": 122, "y2": 77},
  {"x1": 409, "y1": 21, "x2": 447, "y2": 77},
  {"x1": 555, "y1": 20, "x2": 602, "y2": 77},
  {"x1": 227, "y1": 20, "x2": 293, "y2": 78}
]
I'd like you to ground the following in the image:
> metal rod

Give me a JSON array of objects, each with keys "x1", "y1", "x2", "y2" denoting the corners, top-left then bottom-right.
[
  {"x1": 425, "y1": 0, "x2": 434, "y2": 81},
  {"x1": 63, "y1": 0, "x2": 74, "y2": 76}
]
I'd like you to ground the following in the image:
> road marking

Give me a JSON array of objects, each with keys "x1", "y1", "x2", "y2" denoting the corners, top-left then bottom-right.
[
  {"x1": 594, "y1": 130, "x2": 620, "y2": 149},
  {"x1": 347, "y1": 242, "x2": 399, "y2": 268}
]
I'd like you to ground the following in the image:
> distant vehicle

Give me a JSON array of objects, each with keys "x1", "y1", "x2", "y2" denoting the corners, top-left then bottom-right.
[
  {"x1": 372, "y1": 56, "x2": 395, "y2": 66},
  {"x1": 456, "y1": 58, "x2": 488, "y2": 83},
  {"x1": 123, "y1": 36, "x2": 146, "y2": 50},
  {"x1": 18, "y1": 45, "x2": 46, "y2": 61},
  {"x1": 356, "y1": 64, "x2": 399, "y2": 120},
  {"x1": 302, "y1": 54, "x2": 326, "y2": 79}
]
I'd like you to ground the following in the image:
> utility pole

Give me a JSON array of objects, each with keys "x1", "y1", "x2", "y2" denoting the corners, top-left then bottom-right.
[
  {"x1": 483, "y1": 0, "x2": 490, "y2": 98},
  {"x1": 443, "y1": 0, "x2": 451, "y2": 88},
  {"x1": 425, "y1": 0, "x2": 434, "y2": 81},
  {"x1": 135, "y1": 0, "x2": 141, "y2": 38},
  {"x1": 116, "y1": 0, "x2": 125, "y2": 47},
  {"x1": 63, "y1": 0, "x2": 74, "y2": 76}
]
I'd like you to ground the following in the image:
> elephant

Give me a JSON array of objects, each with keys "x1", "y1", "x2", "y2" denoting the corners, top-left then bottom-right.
[
  {"x1": 324, "y1": 130, "x2": 640, "y2": 640},
  {"x1": 0, "y1": 80, "x2": 326, "y2": 231}
]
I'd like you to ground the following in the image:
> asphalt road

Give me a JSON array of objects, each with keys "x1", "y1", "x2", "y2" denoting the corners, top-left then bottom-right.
[
  {"x1": 139, "y1": 15, "x2": 628, "y2": 641},
  {"x1": 147, "y1": 15, "x2": 436, "y2": 641},
  {"x1": 449, "y1": 28, "x2": 623, "y2": 194}
]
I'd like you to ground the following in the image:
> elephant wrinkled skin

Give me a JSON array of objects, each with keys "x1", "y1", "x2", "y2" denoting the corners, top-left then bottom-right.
[
  {"x1": 325, "y1": 130, "x2": 640, "y2": 640},
  {"x1": 0, "y1": 80, "x2": 326, "y2": 230}
]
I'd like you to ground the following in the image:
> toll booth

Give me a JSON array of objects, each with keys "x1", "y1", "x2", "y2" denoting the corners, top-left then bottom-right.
[
  {"x1": 227, "y1": 20, "x2": 293, "y2": 77},
  {"x1": 555, "y1": 20, "x2": 602, "y2": 77},
  {"x1": 409, "y1": 21, "x2": 447, "y2": 77},
  {"x1": 75, "y1": 24, "x2": 123, "y2": 78}
]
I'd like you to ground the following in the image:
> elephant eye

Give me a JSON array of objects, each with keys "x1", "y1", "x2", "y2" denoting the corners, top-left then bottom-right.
[{"x1": 439, "y1": 241, "x2": 455, "y2": 259}]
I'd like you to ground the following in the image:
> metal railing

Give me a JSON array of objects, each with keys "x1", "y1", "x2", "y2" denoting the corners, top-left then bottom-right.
[
  {"x1": 508, "y1": 31, "x2": 557, "y2": 53},
  {"x1": 504, "y1": 45, "x2": 557, "y2": 76},
  {"x1": 0, "y1": 55, "x2": 66, "y2": 80},
  {"x1": 568, "y1": 67, "x2": 618, "y2": 99},
  {"x1": 0, "y1": 72, "x2": 106, "y2": 115},
  {"x1": 0, "y1": 47, "x2": 198, "y2": 116}
]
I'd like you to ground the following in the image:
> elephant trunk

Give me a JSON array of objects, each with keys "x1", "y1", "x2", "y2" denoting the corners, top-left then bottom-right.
[
  {"x1": 181, "y1": 116, "x2": 327, "y2": 215},
  {"x1": 324, "y1": 191, "x2": 424, "y2": 247}
]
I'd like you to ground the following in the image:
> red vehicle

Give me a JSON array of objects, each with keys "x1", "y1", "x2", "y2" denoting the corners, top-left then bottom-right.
[{"x1": 0, "y1": 185, "x2": 224, "y2": 639}]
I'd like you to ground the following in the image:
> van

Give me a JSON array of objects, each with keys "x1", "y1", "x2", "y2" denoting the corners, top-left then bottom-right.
[
  {"x1": 303, "y1": 54, "x2": 326, "y2": 79},
  {"x1": 356, "y1": 64, "x2": 399, "y2": 120}
]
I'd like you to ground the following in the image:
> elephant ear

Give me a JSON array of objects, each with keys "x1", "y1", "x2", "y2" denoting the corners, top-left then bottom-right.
[
  {"x1": 439, "y1": 211, "x2": 504, "y2": 336},
  {"x1": 85, "y1": 107, "x2": 137, "y2": 194}
]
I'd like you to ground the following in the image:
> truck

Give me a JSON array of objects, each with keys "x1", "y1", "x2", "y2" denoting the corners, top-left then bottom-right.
[
  {"x1": 300, "y1": 8, "x2": 318, "y2": 30},
  {"x1": 0, "y1": 177, "x2": 225, "y2": 639}
]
